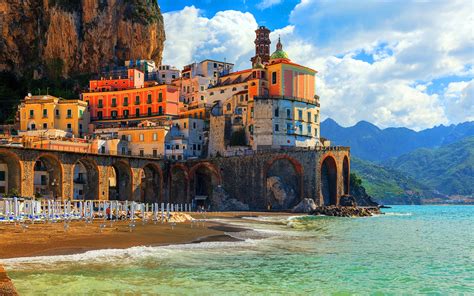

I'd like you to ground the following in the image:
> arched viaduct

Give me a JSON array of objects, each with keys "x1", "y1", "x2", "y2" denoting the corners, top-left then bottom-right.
[{"x1": 0, "y1": 146, "x2": 350, "y2": 210}]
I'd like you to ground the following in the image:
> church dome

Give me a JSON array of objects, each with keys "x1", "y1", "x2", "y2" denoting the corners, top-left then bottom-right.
[{"x1": 270, "y1": 37, "x2": 289, "y2": 61}]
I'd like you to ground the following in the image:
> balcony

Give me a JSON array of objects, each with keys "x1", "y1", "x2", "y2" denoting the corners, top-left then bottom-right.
[
  {"x1": 135, "y1": 101, "x2": 140, "y2": 105},
  {"x1": 91, "y1": 111, "x2": 169, "y2": 121},
  {"x1": 147, "y1": 99, "x2": 152, "y2": 104},
  {"x1": 123, "y1": 102, "x2": 129, "y2": 106}
]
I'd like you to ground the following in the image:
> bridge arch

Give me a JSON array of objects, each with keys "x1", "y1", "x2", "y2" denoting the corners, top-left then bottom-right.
[
  {"x1": 0, "y1": 149, "x2": 22, "y2": 196},
  {"x1": 321, "y1": 155, "x2": 338, "y2": 206},
  {"x1": 343, "y1": 156, "x2": 349, "y2": 195},
  {"x1": 189, "y1": 162, "x2": 222, "y2": 209},
  {"x1": 140, "y1": 163, "x2": 163, "y2": 203},
  {"x1": 109, "y1": 160, "x2": 132, "y2": 201},
  {"x1": 264, "y1": 155, "x2": 303, "y2": 209},
  {"x1": 169, "y1": 164, "x2": 190, "y2": 204},
  {"x1": 33, "y1": 154, "x2": 63, "y2": 199},
  {"x1": 72, "y1": 158, "x2": 99, "y2": 200}
]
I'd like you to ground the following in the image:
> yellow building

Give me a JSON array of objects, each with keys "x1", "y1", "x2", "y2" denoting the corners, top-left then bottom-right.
[
  {"x1": 18, "y1": 94, "x2": 90, "y2": 137},
  {"x1": 117, "y1": 121, "x2": 169, "y2": 157}
]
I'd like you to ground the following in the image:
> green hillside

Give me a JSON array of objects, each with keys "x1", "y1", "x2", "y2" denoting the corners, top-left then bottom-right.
[
  {"x1": 384, "y1": 136, "x2": 474, "y2": 195},
  {"x1": 351, "y1": 157, "x2": 435, "y2": 204}
]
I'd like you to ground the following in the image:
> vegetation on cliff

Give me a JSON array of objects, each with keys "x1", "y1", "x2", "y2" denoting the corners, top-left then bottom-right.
[{"x1": 384, "y1": 136, "x2": 474, "y2": 196}]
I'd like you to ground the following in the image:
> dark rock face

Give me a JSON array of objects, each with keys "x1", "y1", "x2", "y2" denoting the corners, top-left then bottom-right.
[
  {"x1": 211, "y1": 187, "x2": 250, "y2": 211},
  {"x1": 311, "y1": 206, "x2": 381, "y2": 217},
  {"x1": 292, "y1": 198, "x2": 317, "y2": 213},
  {"x1": 339, "y1": 194, "x2": 357, "y2": 207},
  {"x1": 350, "y1": 175, "x2": 380, "y2": 206},
  {"x1": 0, "y1": 0, "x2": 165, "y2": 78}
]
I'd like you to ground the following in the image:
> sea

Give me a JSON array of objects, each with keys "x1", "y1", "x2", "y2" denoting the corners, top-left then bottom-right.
[{"x1": 2, "y1": 205, "x2": 473, "y2": 295}]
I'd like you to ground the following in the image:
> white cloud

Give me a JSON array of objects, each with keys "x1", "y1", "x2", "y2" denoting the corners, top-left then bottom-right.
[
  {"x1": 162, "y1": 1, "x2": 473, "y2": 130},
  {"x1": 256, "y1": 0, "x2": 282, "y2": 10},
  {"x1": 162, "y1": 6, "x2": 258, "y2": 69}
]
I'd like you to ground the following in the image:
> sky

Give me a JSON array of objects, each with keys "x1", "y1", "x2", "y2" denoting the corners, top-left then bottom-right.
[{"x1": 158, "y1": 0, "x2": 474, "y2": 130}]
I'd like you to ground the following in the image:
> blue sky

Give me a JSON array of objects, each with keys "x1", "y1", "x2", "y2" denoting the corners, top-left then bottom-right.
[{"x1": 159, "y1": 0, "x2": 474, "y2": 130}]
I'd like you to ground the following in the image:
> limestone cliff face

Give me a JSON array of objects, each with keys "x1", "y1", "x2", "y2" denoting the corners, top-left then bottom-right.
[{"x1": 0, "y1": 0, "x2": 165, "y2": 78}]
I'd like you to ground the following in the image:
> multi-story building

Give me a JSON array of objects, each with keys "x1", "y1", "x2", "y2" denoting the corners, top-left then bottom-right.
[
  {"x1": 165, "y1": 118, "x2": 205, "y2": 160},
  {"x1": 251, "y1": 26, "x2": 271, "y2": 66},
  {"x1": 208, "y1": 32, "x2": 321, "y2": 154},
  {"x1": 182, "y1": 59, "x2": 234, "y2": 83},
  {"x1": 83, "y1": 70, "x2": 180, "y2": 126},
  {"x1": 154, "y1": 65, "x2": 181, "y2": 84},
  {"x1": 18, "y1": 94, "x2": 90, "y2": 137},
  {"x1": 117, "y1": 120, "x2": 169, "y2": 157}
]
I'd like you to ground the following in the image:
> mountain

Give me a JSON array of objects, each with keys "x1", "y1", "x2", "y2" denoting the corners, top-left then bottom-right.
[
  {"x1": 0, "y1": 0, "x2": 165, "y2": 78},
  {"x1": 321, "y1": 118, "x2": 474, "y2": 162},
  {"x1": 350, "y1": 157, "x2": 435, "y2": 204},
  {"x1": 384, "y1": 136, "x2": 474, "y2": 196}
]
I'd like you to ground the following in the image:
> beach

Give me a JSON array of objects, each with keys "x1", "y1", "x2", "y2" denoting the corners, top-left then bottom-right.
[{"x1": 2, "y1": 206, "x2": 472, "y2": 295}]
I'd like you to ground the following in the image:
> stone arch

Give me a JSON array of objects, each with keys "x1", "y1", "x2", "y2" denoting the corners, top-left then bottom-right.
[
  {"x1": 189, "y1": 162, "x2": 222, "y2": 208},
  {"x1": 0, "y1": 149, "x2": 22, "y2": 196},
  {"x1": 321, "y1": 155, "x2": 338, "y2": 206},
  {"x1": 33, "y1": 154, "x2": 63, "y2": 199},
  {"x1": 109, "y1": 160, "x2": 132, "y2": 201},
  {"x1": 264, "y1": 155, "x2": 304, "y2": 210},
  {"x1": 169, "y1": 164, "x2": 190, "y2": 204},
  {"x1": 343, "y1": 156, "x2": 349, "y2": 195},
  {"x1": 140, "y1": 163, "x2": 163, "y2": 203},
  {"x1": 72, "y1": 158, "x2": 99, "y2": 200}
]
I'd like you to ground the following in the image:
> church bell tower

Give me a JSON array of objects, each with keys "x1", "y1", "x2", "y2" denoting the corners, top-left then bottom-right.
[{"x1": 251, "y1": 26, "x2": 271, "y2": 67}]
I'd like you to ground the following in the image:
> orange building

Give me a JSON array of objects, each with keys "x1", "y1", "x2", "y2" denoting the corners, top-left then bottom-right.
[
  {"x1": 83, "y1": 84, "x2": 180, "y2": 124},
  {"x1": 89, "y1": 69, "x2": 145, "y2": 92}
]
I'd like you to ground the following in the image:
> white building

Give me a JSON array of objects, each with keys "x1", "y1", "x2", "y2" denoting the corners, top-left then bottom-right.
[{"x1": 165, "y1": 118, "x2": 205, "y2": 160}]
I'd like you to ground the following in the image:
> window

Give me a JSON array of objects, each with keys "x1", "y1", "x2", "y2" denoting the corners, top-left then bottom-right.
[
  {"x1": 198, "y1": 144, "x2": 201, "y2": 150},
  {"x1": 111, "y1": 111, "x2": 117, "y2": 118},
  {"x1": 79, "y1": 124, "x2": 82, "y2": 130},
  {"x1": 172, "y1": 75, "x2": 176, "y2": 79},
  {"x1": 220, "y1": 89, "x2": 225, "y2": 94},
  {"x1": 286, "y1": 108, "x2": 291, "y2": 118},
  {"x1": 210, "y1": 92, "x2": 214, "y2": 96},
  {"x1": 175, "y1": 144, "x2": 179, "y2": 149},
  {"x1": 308, "y1": 125, "x2": 312, "y2": 135},
  {"x1": 214, "y1": 62, "x2": 217, "y2": 68},
  {"x1": 135, "y1": 96, "x2": 140, "y2": 105},
  {"x1": 153, "y1": 149, "x2": 157, "y2": 157},
  {"x1": 147, "y1": 94, "x2": 152, "y2": 104},
  {"x1": 162, "y1": 74, "x2": 166, "y2": 79},
  {"x1": 55, "y1": 109, "x2": 60, "y2": 117},
  {"x1": 307, "y1": 112, "x2": 311, "y2": 122},
  {"x1": 158, "y1": 106, "x2": 163, "y2": 115},
  {"x1": 193, "y1": 144, "x2": 196, "y2": 150},
  {"x1": 158, "y1": 93, "x2": 163, "y2": 102},
  {"x1": 127, "y1": 135, "x2": 132, "y2": 141},
  {"x1": 287, "y1": 123, "x2": 293, "y2": 134},
  {"x1": 274, "y1": 107, "x2": 279, "y2": 117},
  {"x1": 272, "y1": 72, "x2": 277, "y2": 84},
  {"x1": 123, "y1": 110, "x2": 129, "y2": 118},
  {"x1": 226, "y1": 103, "x2": 231, "y2": 111},
  {"x1": 0, "y1": 171, "x2": 5, "y2": 181},
  {"x1": 123, "y1": 97, "x2": 128, "y2": 106},
  {"x1": 79, "y1": 110, "x2": 83, "y2": 118},
  {"x1": 298, "y1": 110, "x2": 303, "y2": 120},
  {"x1": 139, "y1": 150, "x2": 144, "y2": 157},
  {"x1": 201, "y1": 95, "x2": 204, "y2": 101},
  {"x1": 43, "y1": 123, "x2": 47, "y2": 129},
  {"x1": 136, "y1": 108, "x2": 140, "y2": 117},
  {"x1": 29, "y1": 110, "x2": 34, "y2": 118},
  {"x1": 153, "y1": 133, "x2": 157, "y2": 141},
  {"x1": 43, "y1": 109, "x2": 48, "y2": 118},
  {"x1": 148, "y1": 107, "x2": 152, "y2": 116},
  {"x1": 67, "y1": 109, "x2": 72, "y2": 118},
  {"x1": 67, "y1": 123, "x2": 72, "y2": 131},
  {"x1": 31, "y1": 124, "x2": 36, "y2": 130},
  {"x1": 121, "y1": 147, "x2": 126, "y2": 155},
  {"x1": 184, "y1": 122, "x2": 187, "y2": 129},
  {"x1": 251, "y1": 107, "x2": 254, "y2": 118},
  {"x1": 139, "y1": 134, "x2": 144, "y2": 141},
  {"x1": 111, "y1": 98, "x2": 117, "y2": 107},
  {"x1": 97, "y1": 111, "x2": 103, "y2": 119},
  {"x1": 275, "y1": 124, "x2": 279, "y2": 132},
  {"x1": 232, "y1": 87, "x2": 237, "y2": 91},
  {"x1": 40, "y1": 175, "x2": 47, "y2": 186},
  {"x1": 98, "y1": 99, "x2": 103, "y2": 108},
  {"x1": 200, "y1": 86, "x2": 204, "y2": 91},
  {"x1": 193, "y1": 122, "x2": 197, "y2": 129},
  {"x1": 314, "y1": 114, "x2": 319, "y2": 122}
]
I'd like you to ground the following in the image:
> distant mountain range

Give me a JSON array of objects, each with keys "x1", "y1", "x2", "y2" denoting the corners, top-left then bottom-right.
[
  {"x1": 321, "y1": 119, "x2": 474, "y2": 204},
  {"x1": 321, "y1": 118, "x2": 474, "y2": 162}
]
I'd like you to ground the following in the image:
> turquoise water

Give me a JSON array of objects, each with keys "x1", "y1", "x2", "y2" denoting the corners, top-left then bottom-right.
[{"x1": 3, "y1": 206, "x2": 474, "y2": 295}]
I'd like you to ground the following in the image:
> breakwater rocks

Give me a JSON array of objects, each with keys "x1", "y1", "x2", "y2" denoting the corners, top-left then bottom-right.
[
  {"x1": 0, "y1": 266, "x2": 18, "y2": 296},
  {"x1": 311, "y1": 206, "x2": 381, "y2": 217}
]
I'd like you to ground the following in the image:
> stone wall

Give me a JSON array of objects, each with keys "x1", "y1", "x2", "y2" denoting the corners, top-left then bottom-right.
[{"x1": 0, "y1": 146, "x2": 350, "y2": 210}]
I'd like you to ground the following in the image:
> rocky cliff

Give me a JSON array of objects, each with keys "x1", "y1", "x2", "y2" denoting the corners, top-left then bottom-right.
[{"x1": 0, "y1": 0, "x2": 165, "y2": 78}]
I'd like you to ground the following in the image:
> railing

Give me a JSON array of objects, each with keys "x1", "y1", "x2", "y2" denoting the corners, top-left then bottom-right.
[
  {"x1": 91, "y1": 111, "x2": 165, "y2": 121},
  {"x1": 254, "y1": 95, "x2": 320, "y2": 107}
]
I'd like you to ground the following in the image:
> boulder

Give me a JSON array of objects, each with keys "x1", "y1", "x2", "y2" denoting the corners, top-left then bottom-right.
[
  {"x1": 292, "y1": 198, "x2": 317, "y2": 213},
  {"x1": 339, "y1": 195, "x2": 358, "y2": 207}
]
